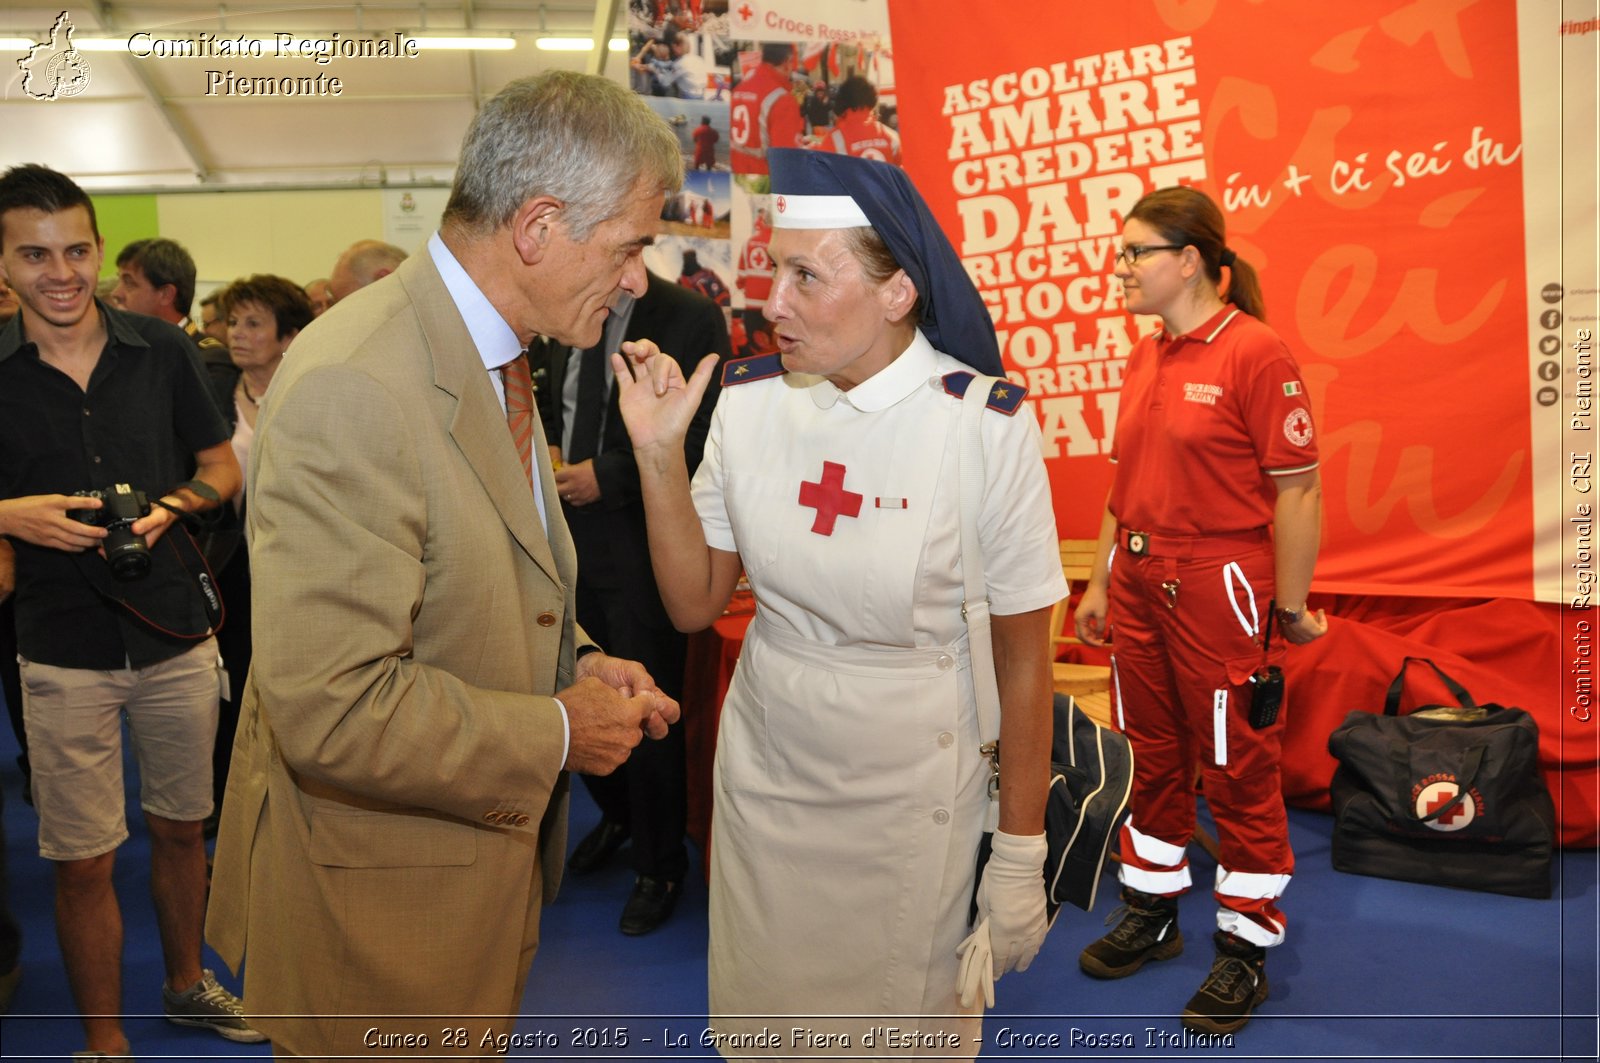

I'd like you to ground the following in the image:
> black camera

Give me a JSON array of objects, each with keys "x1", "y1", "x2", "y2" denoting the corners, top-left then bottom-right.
[{"x1": 70, "y1": 484, "x2": 152, "y2": 581}]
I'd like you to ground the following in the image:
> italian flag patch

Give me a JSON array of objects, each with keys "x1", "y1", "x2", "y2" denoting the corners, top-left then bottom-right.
[{"x1": 1282, "y1": 381, "x2": 1302, "y2": 396}]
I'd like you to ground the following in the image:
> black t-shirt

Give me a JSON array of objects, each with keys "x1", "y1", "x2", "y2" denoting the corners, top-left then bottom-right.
[{"x1": 0, "y1": 302, "x2": 232, "y2": 669}]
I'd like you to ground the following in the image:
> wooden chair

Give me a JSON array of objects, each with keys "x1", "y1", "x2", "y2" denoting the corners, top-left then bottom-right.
[{"x1": 1049, "y1": 538, "x2": 1113, "y2": 706}]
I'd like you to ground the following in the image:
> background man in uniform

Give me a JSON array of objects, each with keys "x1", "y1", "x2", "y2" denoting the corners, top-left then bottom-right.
[
  {"x1": 730, "y1": 43, "x2": 805, "y2": 175},
  {"x1": 692, "y1": 115, "x2": 719, "y2": 171},
  {"x1": 111, "y1": 237, "x2": 237, "y2": 411},
  {"x1": 197, "y1": 291, "x2": 227, "y2": 344},
  {"x1": 735, "y1": 204, "x2": 772, "y2": 357},
  {"x1": 536, "y1": 269, "x2": 726, "y2": 934},
  {"x1": 205, "y1": 72, "x2": 684, "y2": 1058}
]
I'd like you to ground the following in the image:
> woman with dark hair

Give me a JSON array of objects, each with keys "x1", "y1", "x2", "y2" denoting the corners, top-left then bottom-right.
[
  {"x1": 1072, "y1": 186, "x2": 1327, "y2": 1034},
  {"x1": 823, "y1": 75, "x2": 901, "y2": 165},
  {"x1": 209, "y1": 274, "x2": 311, "y2": 812}
]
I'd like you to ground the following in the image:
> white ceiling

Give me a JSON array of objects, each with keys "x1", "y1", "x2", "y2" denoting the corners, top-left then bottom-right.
[{"x1": 0, "y1": 1, "x2": 660, "y2": 189}]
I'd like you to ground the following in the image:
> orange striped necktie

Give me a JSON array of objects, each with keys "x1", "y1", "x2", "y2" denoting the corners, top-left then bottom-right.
[{"x1": 501, "y1": 350, "x2": 535, "y2": 489}]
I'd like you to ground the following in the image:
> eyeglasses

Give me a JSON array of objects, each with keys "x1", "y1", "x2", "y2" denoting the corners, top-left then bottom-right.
[{"x1": 1114, "y1": 244, "x2": 1186, "y2": 267}]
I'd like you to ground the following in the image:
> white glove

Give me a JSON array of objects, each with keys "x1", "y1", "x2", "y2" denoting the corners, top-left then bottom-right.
[
  {"x1": 955, "y1": 918, "x2": 995, "y2": 1008},
  {"x1": 975, "y1": 830, "x2": 1049, "y2": 977}
]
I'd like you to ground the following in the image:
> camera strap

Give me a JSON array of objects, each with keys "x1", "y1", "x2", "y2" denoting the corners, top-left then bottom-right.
[{"x1": 71, "y1": 524, "x2": 225, "y2": 640}]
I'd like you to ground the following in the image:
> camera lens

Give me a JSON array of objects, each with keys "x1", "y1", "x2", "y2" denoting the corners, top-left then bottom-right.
[{"x1": 104, "y1": 525, "x2": 151, "y2": 581}]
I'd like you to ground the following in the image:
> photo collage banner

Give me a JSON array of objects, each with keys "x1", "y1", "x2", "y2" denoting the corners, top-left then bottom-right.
[{"x1": 627, "y1": 0, "x2": 896, "y2": 361}]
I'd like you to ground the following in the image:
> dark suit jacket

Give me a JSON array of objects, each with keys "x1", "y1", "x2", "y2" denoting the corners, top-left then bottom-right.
[{"x1": 537, "y1": 272, "x2": 727, "y2": 614}]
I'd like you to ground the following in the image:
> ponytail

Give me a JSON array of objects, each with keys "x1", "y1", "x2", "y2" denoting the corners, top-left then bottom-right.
[{"x1": 1221, "y1": 252, "x2": 1266, "y2": 321}]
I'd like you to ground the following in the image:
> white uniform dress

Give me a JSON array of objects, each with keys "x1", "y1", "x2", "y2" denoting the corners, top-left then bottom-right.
[{"x1": 692, "y1": 332, "x2": 1067, "y2": 1059}]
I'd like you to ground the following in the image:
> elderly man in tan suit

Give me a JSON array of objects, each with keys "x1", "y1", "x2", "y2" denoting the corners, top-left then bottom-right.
[{"x1": 205, "y1": 71, "x2": 685, "y2": 1058}]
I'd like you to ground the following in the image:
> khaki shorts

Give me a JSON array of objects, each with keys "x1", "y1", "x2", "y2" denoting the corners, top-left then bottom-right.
[{"x1": 20, "y1": 638, "x2": 222, "y2": 861}]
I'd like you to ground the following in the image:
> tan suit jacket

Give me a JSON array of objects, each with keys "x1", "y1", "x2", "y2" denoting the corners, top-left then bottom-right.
[{"x1": 206, "y1": 250, "x2": 591, "y2": 1057}]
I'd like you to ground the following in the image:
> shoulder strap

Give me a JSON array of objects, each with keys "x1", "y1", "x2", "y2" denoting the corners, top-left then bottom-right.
[
  {"x1": 70, "y1": 525, "x2": 224, "y2": 639},
  {"x1": 958, "y1": 376, "x2": 1001, "y2": 745}
]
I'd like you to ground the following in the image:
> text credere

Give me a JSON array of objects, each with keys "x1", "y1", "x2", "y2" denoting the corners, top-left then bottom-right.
[
  {"x1": 123, "y1": 31, "x2": 421, "y2": 96},
  {"x1": 940, "y1": 36, "x2": 1205, "y2": 460}
]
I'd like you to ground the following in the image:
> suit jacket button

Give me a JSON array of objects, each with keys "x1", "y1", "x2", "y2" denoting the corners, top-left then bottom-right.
[
  {"x1": 483, "y1": 811, "x2": 499, "y2": 823},
  {"x1": 536, "y1": 611, "x2": 557, "y2": 627},
  {"x1": 514, "y1": 814, "x2": 530, "y2": 827}
]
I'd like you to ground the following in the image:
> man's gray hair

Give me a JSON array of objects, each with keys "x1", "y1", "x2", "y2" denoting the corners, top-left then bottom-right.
[
  {"x1": 341, "y1": 240, "x2": 408, "y2": 282},
  {"x1": 445, "y1": 71, "x2": 683, "y2": 241}
]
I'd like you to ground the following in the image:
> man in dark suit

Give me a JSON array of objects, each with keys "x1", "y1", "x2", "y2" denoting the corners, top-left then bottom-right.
[
  {"x1": 111, "y1": 237, "x2": 238, "y2": 415},
  {"x1": 537, "y1": 270, "x2": 726, "y2": 933}
]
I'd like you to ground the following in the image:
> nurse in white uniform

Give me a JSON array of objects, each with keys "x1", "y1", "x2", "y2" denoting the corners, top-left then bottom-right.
[{"x1": 615, "y1": 149, "x2": 1067, "y2": 1059}]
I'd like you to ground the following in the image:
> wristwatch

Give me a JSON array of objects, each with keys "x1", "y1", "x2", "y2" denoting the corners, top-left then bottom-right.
[{"x1": 1275, "y1": 605, "x2": 1305, "y2": 627}]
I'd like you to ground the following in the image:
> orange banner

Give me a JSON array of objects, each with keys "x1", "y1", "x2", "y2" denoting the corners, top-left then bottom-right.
[{"x1": 890, "y1": 1, "x2": 1543, "y2": 600}]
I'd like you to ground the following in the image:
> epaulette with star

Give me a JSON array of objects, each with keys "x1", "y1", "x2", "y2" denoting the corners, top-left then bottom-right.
[
  {"x1": 941, "y1": 371, "x2": 1027, "y2": 415},
  {"x1": 722, "y1": 353, "x2": 786, "y2": 387}
]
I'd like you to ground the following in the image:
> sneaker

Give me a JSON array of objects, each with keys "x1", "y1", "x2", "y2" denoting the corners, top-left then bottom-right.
[
  {"x1": 162, "y1": 969, "x2": 266, "y2": 1043},
  {"x1": 1078, "y1": 886, "x2": 1183, "y2": 978},
  {"x1": 1181, "y1": 932, "x2": 1269, "y2": 1034}
]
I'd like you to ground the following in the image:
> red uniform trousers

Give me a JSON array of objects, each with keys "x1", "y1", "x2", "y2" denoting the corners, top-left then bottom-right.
[{"x1": 1108, "y1": 531, "x2": 1294, "y2": 947}]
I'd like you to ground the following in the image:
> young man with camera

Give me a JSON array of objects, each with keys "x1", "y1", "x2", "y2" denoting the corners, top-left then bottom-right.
[{"x1": 0, "y1": 164, "x2": 257, "y2": 1060}]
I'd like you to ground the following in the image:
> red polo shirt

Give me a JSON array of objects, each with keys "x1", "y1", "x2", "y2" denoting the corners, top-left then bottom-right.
[
  {"x1": 1109, "y1": 306, "x2": 1318, "y2": 536},
  {"x1": 730, "y1": 63, "x2": 804, "y2": 174},
  {"x1": 823, "y1": 110, "x2": 902, "y2": 166}
]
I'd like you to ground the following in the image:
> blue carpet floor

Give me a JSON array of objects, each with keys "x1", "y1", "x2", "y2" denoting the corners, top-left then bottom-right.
[{"x1": 0, "y1": 715, "x2": 1595, "y2": 1061}]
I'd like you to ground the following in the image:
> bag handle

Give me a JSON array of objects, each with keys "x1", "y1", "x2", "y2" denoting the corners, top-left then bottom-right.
[
  {"x1": 1384, "y1": 656, "x2": 1476, "y2": 716},
  {"x1": 1391, "y1": 739, "x2": 1485, "y2": 823}
]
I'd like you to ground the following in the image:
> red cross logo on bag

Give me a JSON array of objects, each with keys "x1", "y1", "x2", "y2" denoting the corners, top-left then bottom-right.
[{"x1": 1412, "y1": 774, "x2": 1484, "y2": 832}]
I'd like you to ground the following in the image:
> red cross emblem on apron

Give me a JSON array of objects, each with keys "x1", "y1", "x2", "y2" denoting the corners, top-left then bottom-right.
[{"x1": 798, "y1": 460, "x2": 863, "y2": 536}]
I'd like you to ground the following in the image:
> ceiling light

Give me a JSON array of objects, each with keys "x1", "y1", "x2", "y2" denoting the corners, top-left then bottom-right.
[
  {"x1": 410, "y1": 36, "x2": 517, "y2": 51},
  {"x1": 54, "y1": 37, "x2": 151, "y2": 52},
  {"x1": 0, "y1": 34, "x2": 516, "y2": 53},
  {"x1": 535, "y1": 37, "x2": 629, "y2": 52}
]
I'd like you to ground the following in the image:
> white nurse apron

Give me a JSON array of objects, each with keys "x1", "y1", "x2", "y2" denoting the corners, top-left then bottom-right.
[{"x1": 705, "y1": 370, "x2": 988, "y2": 1060}]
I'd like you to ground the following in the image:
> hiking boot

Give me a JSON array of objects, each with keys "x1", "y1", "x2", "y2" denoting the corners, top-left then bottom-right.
[
  {"x1": 162, "y1": 969, "x2": 266, "y2": 1043},
  {"x1": 1181, "y1": 931, "x2": 1269, "y2": 1034},
  {"x1": 1078, "y1": 886, "x2": 1182, "y2": 978}
]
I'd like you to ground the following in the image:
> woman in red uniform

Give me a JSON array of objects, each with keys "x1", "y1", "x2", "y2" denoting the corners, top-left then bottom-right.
[{"x1": 1073, "y1": 186, "x2": 1328, "y2": 1035}]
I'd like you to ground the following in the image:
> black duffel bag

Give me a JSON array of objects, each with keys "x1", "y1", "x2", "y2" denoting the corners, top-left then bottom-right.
[{"x1": 1327, "y1": 656, "x2": 1554, "y2": 898}]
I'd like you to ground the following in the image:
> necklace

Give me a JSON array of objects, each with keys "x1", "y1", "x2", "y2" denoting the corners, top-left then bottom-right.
[{"x1": 239, "y1": 377, "x2": 260, "y2": 405}]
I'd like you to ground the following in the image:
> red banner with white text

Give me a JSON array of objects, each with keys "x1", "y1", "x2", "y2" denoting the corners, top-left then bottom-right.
[{"x1": 889, "y1": 1, "x2": 1593, "y2": 605}]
